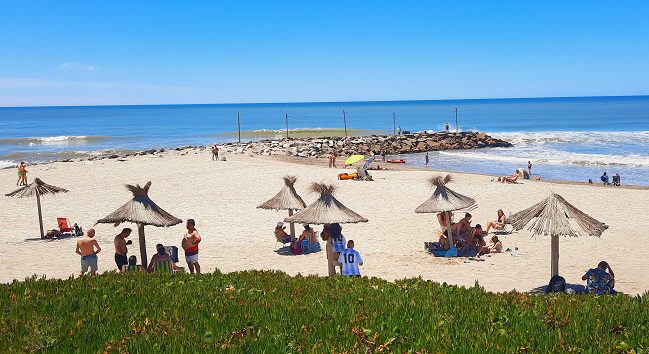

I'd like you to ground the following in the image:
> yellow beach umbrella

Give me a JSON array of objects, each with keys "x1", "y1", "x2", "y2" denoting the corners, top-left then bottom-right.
[{"x1": 345, "y1": 154, "x2": 365, "y2": 165}]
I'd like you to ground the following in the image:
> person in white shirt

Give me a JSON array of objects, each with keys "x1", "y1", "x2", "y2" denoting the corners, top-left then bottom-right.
[{"x1": 337, "y1": 240, "x2": 363, "y2": 277}]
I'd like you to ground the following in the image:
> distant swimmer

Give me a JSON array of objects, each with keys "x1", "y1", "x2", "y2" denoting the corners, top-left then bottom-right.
[{"x1": 528, "y1": 160, "x2": 533, "y2": 176}]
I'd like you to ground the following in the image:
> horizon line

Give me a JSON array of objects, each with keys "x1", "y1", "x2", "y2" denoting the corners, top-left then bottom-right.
[{"x1": 1, "y1": 94, "x2": 648, "y2": 109}]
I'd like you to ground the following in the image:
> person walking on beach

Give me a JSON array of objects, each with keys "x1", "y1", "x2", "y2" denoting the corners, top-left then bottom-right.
[
  {"x1": 338, "y1": 240, "x2": 363, "y2": 277},
  {"x1": 527, "y1": 160, "x2": 532, "y2": 176},
  {"x1": 328, "y1": 153, "x2": 333, "y2": 168},
  {"x1": 182, "y1": 219, "x2": 202, "y2": 274},
  {"x1": 445, "y1": 122, "x2": 450, "y2": 132},
  {"x1": 332, "y1": 153, "x2": 337, "y2": 168},
  {"x1": 75, "y1": 228, "x2": 101, "y2": 276},
  {"x1": 17, "y1": 162, "x2": 27, "y2": 186},
  {"x1": 211, "y1": 145, "x2": 219, "y2": 161},
  {"x1": 425, "y1": 152, "x2": 429, "y2": 166},
  {"x1": 113, "y1": 228, "x2": 132, "y2": 270}
]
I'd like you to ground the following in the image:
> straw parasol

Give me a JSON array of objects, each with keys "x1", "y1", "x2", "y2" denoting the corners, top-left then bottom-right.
[
  {"x1": 415, "y1": 174, "x2": 476, "y2": 247},
  {"x1": 6, "y1": 178, "x2": 69, "y2": 238},
  {"x1": 509, "y1": 192, "x2": 607, "y2": 277},
  {"x1": 257, "y1": 176, "x2": 307, "y2": 241},
  {"x1": 96, "y1": 181, "x2": 182, "y2": 267},
  {"x1": 285, "y1": 182, "x2": 368, "y2": 275}
]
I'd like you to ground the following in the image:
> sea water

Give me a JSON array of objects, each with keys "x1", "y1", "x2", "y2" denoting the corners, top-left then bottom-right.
[{"x1": 1, "y1": 96, "x2": 648, "y2": 185}]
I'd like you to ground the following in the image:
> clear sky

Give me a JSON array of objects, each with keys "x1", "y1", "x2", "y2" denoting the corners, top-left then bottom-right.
[{"x1": 1, "y1": 1, "x2": 648, "y2": 106}]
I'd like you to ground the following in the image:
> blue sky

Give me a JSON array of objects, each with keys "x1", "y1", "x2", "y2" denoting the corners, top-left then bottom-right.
[{"x1": 1, "y1": 1, "x2": 648, "y2": 106}]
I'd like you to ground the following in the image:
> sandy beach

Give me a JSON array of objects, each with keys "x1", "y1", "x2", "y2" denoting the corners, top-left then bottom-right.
[{"x1": 1, "y1": 149, "x2": 646, "y2": 295}]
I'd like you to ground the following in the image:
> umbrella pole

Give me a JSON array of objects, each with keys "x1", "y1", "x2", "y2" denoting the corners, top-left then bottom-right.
[
  {"x1": 326, "y1": 237, "x2": 335, "y2": 276},
  {"x1": 445, "y1": 211, "x2": 454, "y2": 249},
  {"x1": 288, "y1": 209, "x2": 296, "y2": 242},
  {"x1": 36, "y1": 193, "x2": 44, "y2": 239},
  {"x1": 138, "y1": 224, "x2": 148, "y2": 268},
  {"x1": 551, "y1": 234, "x2": 559, "y2": 277}
]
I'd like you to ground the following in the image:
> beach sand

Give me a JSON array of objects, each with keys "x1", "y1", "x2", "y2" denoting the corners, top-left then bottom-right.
[{"x1": 1, "y1": 149, "x2": 646, "y2": 295}]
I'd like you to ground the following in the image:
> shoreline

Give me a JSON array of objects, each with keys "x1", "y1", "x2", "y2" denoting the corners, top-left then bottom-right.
[{"x1": 4, "y1": 140, "x2": 649, "y2": 190}]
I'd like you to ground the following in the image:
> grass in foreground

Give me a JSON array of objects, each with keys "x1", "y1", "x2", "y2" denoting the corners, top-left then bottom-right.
[{"x1": 1, "y1": 271, "x2": 648, "y2": 352}]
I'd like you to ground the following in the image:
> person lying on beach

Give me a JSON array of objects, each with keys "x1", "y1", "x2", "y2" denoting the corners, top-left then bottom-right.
[
  {"x1": 582, "y1": 261, "x2": 615, "y2": 295},
  {"x1": 75, "y1": 228, "x2": 101, "y2": 276},
  {"x1": 478, "y1": 235, "x2": 503, "y2": 256},
  {"x1": 485, "y1": 209, "x2": 507, "y2": 233},
  {"x1": 148, "y1": 244, "x2": 179, "y2": 272},
  {"x1": 275, "y1": 222, "x2": 290, "y2": 243}
]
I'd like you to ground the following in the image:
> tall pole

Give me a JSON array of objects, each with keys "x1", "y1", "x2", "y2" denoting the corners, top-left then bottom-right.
[
  {"x1": 237, "y1": 112, "x2": 241, "y2": 143},
  {"x1": 551, "y1": 235, "x2": 559, "y2": 277},
  {"x1": 454, "y1": 108, "x2": 458, "y2": 133},
  {"x1": 285, "y1": 113, "x2": 289, "y2": 139},
  {"x1": 36, "y1": 193, "x2": 44, "y2": 239},
  {"x1": 138, "y1": 224, "x2": 147, "y2": 268},
  {"x1": 343, "y1": 110, "x2": 348, "y2": 138},
  {"x1": 393, "y1": 112, "x2": 396, "y2": 136}
]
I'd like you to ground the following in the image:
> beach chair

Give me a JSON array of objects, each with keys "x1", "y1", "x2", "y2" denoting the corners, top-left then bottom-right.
[
  {"x1": 275, "y1": 233, "x2": 291, "y2": 249},
  {"x1": 57, "y1": 218, "x2": 72, "y2": 233},
  {"x1": 121, "y1": 264, "x2": 143, "y2": 273},
  {"x1": 163, "y1": 246, "x2": 179, "y2": 263},
  {"x1": 154, "y1": 260, "x2": 173, "y2": 273}
]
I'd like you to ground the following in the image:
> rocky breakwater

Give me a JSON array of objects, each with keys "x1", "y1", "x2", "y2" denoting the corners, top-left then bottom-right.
[{"x1": 222, "y1": 131, "x2": 511, "y2": 158}]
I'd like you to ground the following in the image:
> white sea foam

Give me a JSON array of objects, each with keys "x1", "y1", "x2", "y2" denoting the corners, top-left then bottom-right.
[
  {"x1": 0, "y1": 160, "x2": 17, "y2": 169},
  {"x1": 489, "y1": 131, "x2": 649, "y2": 146}
]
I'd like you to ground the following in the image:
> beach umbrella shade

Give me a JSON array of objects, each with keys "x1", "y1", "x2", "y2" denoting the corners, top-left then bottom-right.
[
  {"x1": 5, "y1": 178, "x2": 69, "y2": 238},
  {"x1": 96, "y1": 181, "x2": 182, "y2": 268},
  {"x1": 415, "y1": 174, "x2": 476, "y2": 248},
  {"x1": 509, "y1": 193, "x2": 607, "y2": 277},
  {"x1": 285, "y1": 182, "x2": 368, "y2": 276},
  {"x1": 344, "y1": 154, "x2": 365, "y2": 165},
  {"x1": 257, "y1": 175, "x2": 307, "y2": 241}
]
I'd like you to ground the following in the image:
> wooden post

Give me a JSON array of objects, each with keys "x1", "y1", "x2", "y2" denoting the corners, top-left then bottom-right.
[
  {"x1": 36, "y1": 192, "x2": 44, "y2": 238},
  {"x1": 445, "y1": 211, "x2": 454, "y2": 249},
  {"x1": 326, "y1": 237, "x2": 335, "y2": 276},
  {"x1": 551, "y1": 234, "x2": 559, "y2": 277},
  {"x1": 392, "y1": 112, "x2": 396, "y2": 136},
  {"x1": 285, "y1": 113, "x2": 289, "y2": 139},
  {"x1": 138, "y1": 224, "x2": 148, "y2": 268},
  {"x1": 343, "y1": 110, "x2": 348, "y2": 138},
  {"x1": 288, "y1": 209, "x2": 296, "y2": 242},
  {"x1": 454, "y1": 108, "x2": 459, "y2": 133},
  {"x1": 237, "y1": 112, "x2": 241, "y2": 144}
]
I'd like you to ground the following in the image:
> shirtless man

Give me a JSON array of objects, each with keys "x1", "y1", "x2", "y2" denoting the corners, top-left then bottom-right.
[
  {"x1": 182, "y1": 219, "x2": 202, "y2": 274},
  {"x1": 211, "y1": 145, "x2": 219, "y2": 161},
  {"x1": 452, "y1": 213, "x2": 472, "y2": 238},
  {"x1": 113, "y1": 228, "x2": 132, "y2": 271},
  {"x1": 75, "y1": 228, "x2": 101, "y2": 276}
]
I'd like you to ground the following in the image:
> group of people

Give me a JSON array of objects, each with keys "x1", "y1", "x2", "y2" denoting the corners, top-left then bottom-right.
[
  {"x1": 75, "y1": 219, "x2": 203, "y2": 276},
  {"x1": 16, "y1": 162, "x2": 28, "y2": 186},
  {"x1": 428, "y1": 210, "x2": 506, "y2": 257},
  {"x1": 597, "y1": 172, "x2": 621, "y2": 186},
  {"x1": 547, "y1": 261, "x2": 617, "y2": 295},
  {"x1": 274, "y1": 222, "x2": 363, "y2": 276}
]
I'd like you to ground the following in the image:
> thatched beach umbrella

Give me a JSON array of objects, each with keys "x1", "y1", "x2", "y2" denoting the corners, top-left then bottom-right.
[
  {"x1": 285, "y1": 182, "x2": 368, "y2": 276},
  {"x1": 415, "y1": 174, "x2": 476, "y2": 248},
  {"x1": 509, "y1": 193, "x2": 607, "y2": 277},
  {"x1": 96, "y1": 181, "x2": 182, "y2": 267},
  {"x1": 6, "y1": 178, "x2": 69, "y2": 238},
  {"x1": 257, "y1": 176, "x2": 307, "y2": 241}
]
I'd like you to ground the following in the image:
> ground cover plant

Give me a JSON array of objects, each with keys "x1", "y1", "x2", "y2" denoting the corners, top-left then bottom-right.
[{"x1": 1, "y1": 270, "x2": 648, "y2": 352}]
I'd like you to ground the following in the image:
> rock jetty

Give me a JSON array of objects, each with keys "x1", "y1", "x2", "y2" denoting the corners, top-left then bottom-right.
[{"x1": 221, "y1": 131, "x2": 511, "y2": 158}]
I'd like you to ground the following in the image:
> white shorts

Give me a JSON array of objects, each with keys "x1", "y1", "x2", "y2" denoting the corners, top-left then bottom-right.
[{"x1": 185, "y1": 253, "x2": 199, "y2": 264}]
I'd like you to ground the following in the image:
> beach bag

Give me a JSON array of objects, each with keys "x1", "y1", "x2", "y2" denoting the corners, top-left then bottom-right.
[{"x1": 291, "y1": 241, "x2": 303, "y2": 255}]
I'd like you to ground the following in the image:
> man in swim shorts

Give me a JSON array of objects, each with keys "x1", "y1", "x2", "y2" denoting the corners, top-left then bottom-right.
[
  {"x1": 113, "y1": 227, "x2": 132, "y2": 271},
  {"x1": 182, "y1": 219, "x2": 202, "y2": 274},
  {"x1": 75, "y1": 228, "x2": 101, "y2": 276}
]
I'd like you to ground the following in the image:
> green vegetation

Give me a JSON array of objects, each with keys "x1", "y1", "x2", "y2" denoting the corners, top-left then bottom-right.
[{"x1": 1, "y1": 271, "x2": 648, "y2": 352}]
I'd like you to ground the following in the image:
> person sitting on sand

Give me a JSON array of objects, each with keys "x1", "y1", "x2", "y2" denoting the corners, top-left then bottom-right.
[
  {"x1": 485, "y1": 209, "x2": 507, "y2": 233},
  {"x1": 75, "y1": 228, "x2": 101, "y2": 276},
  {"x1": 452, "y1": 213, "x2": 472, "y2": 239},
  {"x1": 275, "y1": 222, "x2": 290, "y2": 243},
  {"x1": 121, "y1": 255, "x2": 145, "y2": 273},
  {"x1": 582, "y1": 261, "x2": 616, "y2": 295},
  {"x1": 478, "y1": 235, "x2": 503, "y2": 256},
  {"x1": 148, "y1": 244, "x2": 179, "y2": 272},
  {"x1": 600, "y1": 172, "x2": 609, "y2": 185},
  {"x1": 498, "y1": 170, "x2": 519, "y2": 183}
]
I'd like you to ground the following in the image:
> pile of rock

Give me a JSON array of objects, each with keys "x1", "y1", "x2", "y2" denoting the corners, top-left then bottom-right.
[{"x1": 221, "y1": 131, "x2": 511, "y2": 158}]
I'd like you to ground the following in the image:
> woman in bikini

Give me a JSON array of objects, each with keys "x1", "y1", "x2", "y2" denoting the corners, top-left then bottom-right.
[{"x1": 485, "y1": 209, "x2": 507, "y2": 233}]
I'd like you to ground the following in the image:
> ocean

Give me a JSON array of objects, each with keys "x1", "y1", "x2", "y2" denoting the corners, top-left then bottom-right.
[{"x1": 1, "y1": 96, "x2": 648, "y2": 185}]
